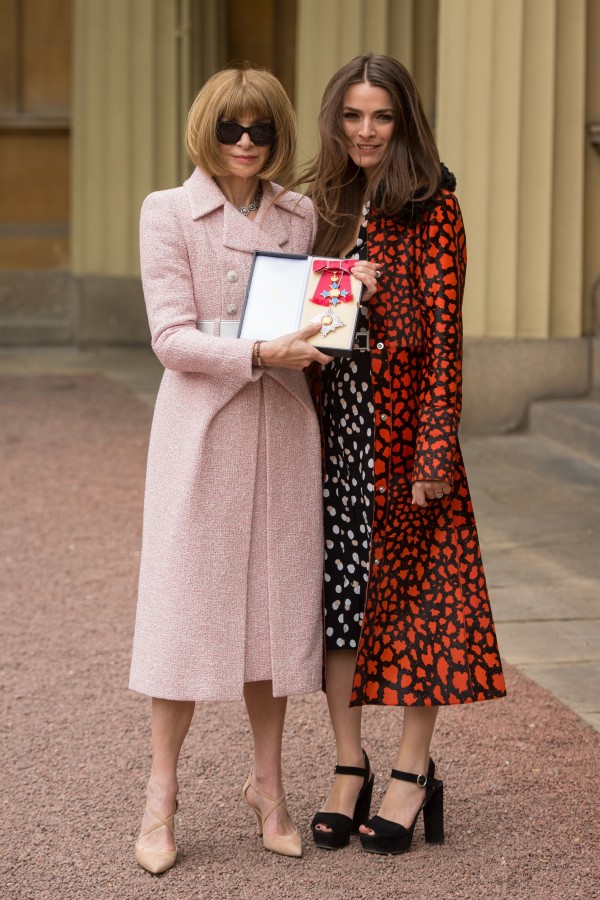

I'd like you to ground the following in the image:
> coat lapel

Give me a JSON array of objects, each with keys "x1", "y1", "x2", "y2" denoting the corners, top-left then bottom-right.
[
  {"x1": 222, "y1": 201, "x2": 290, "y2": 252},
  {"x1": 183, "y1": 168, "x2": 295, "y2": 253},
  {"x1": 222, "y1": 181, "x2": 291, "y2": 252}
]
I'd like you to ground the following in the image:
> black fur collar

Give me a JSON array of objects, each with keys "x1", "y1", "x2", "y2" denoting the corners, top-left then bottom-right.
[{"x1": 375, "y1": 162, "x2": 457, "y2": 226}]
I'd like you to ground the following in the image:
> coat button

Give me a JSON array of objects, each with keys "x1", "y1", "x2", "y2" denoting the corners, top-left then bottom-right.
[
  {"x1": 380, "y1": 413, "x2": 388, "y2": 421},
  {"x1": 376, "y1": 341, "x2": 384, "y2": 350},
  {"x1": 378, "y1": 486, "x2": 385, "y2": 493},
  {"x1": 373, "y1": 559, "x2": 381, "y2": 566},
  {"x1": 226, "y1": 270, "x2": 238, "y2": 282},
  {"x1": 227, "y1": 303, "x2": 238, "y2": 315}
]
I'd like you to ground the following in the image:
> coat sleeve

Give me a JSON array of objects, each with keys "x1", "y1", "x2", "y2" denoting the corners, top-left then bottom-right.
[
  {"x1": 139, "y1": 191, "x2": 256, "y2": 382},
  {"x1": 412, "y1": 192, "x2": 466, "y2": 484}
]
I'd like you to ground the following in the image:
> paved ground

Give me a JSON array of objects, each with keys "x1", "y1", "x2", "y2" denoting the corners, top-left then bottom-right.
[
  {"x1": 463, "y1": 432, "x2": 600, "y2": 733},
  {"x1": 2, "y1": 346, "x2": 598, "y2": 731},
  {"x1": 1, "y1": 352, "x2": 599, "y2": 898}
]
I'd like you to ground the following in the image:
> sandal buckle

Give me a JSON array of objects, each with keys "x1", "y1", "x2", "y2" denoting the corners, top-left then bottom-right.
[{"x1": 416, "y1": 774, "x2": 427, "y2": 787}]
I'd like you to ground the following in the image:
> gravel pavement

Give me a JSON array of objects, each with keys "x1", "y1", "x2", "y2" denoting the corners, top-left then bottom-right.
[{"x1": 1, "y1": 374, "x2": 598, "y2": 900}]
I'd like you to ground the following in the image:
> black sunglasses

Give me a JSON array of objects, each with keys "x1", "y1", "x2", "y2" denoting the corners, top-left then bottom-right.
[{"x1": 216, "y1": 120, "x2": 276, "y2": 146}]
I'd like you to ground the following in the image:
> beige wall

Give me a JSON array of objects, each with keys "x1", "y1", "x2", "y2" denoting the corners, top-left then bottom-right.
[
  {"x1": 71, "y1": 0, "x2": 191, "y2": 278},
  {"x1": 69, "y1": 0, "x2": 231, "y2": 279},
  {"x1": 436, "y1": 0, "x2": 588, "y2": 340},
  {"x1": 584, "y1": 0, "x2": 600, "y2": 333}
]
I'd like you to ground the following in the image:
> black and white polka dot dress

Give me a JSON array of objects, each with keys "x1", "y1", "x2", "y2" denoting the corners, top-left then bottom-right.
[{"x1": 321, "y1": 209, "x2": 374, "y2": 650}]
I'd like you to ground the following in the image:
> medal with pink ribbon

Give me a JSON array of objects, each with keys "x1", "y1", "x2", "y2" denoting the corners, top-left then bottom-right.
[{"x1": 311, "y1": 259, "x2": 355, "y2": 307}]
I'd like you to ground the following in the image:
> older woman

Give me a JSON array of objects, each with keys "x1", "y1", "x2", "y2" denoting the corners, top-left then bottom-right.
[{"x1": 129, "y1": 66, "x2": 334, "y2": 872}]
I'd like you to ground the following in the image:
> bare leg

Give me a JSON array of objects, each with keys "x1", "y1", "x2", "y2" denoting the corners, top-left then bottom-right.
[
  {"x1": 360, "y1": 706, "x2": 438, "y2": 834},
  {"x1": 316, "y1": 650, "x2": 366, "y2": 831},
  {"x1": 139, "y1": 698, "x2": 195, "y2": 851},
  {"x1": 243, "y1": 680, "x2": 297, "y2": 838}
]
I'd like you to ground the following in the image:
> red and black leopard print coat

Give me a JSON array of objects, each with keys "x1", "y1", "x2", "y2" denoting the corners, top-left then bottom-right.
[{"x1": 313, "y1": 169, "x2": 507, "y2": 707}]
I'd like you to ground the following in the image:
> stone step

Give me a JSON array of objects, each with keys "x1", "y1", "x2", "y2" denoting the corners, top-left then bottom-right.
[{"x1": 527, "y1": 395, "x2": 600, "y2": 465}]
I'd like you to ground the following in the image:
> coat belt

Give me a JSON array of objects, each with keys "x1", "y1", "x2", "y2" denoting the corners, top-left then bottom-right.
[{"x1": 196, "y1": 319, "x2": 240, "y2": 337}]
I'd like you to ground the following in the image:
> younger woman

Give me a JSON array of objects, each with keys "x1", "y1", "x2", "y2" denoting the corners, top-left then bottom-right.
[{"x1": 304, "y1": 54, "x2": 507, "y2": 855}]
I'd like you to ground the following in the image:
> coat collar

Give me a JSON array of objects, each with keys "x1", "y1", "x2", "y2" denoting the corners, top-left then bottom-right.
[{"x1": 183, "y1": 167, "x2": 306, "y2": 252}]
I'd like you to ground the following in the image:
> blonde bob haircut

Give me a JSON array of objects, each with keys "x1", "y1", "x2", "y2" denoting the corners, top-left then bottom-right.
[{"x1": 185, "y1": 66, "x2": 296, "y2": 184}]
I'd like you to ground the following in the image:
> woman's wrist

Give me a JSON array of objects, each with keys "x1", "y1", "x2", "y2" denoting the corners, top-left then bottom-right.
[
  {"x1": 252, "y1": 340, "x2": 264, "y2": 367},
  {"x1": 257, "y1": 340, "x2": 277, "y2": 367}
]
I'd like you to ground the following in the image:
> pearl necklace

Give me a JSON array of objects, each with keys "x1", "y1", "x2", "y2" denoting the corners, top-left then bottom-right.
[{"x1": 234, "y1": 182, "x2": 263, "y2": 216}]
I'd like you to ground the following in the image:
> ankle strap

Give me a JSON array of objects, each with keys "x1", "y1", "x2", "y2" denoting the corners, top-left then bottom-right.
[
  {"x1": 139, "y1": 801, "x2": 177, "y2": 840},
  {"x1": 390, "y1": 769, "x2": 436, "y2": 788},
  {"x1": 335, "y1": 763, "x2": 367, "y2": 777},
  {"x1": 246, "y1": 777, "x2": 284, "y2": 806},
  {"x1": 244, "y1": 776, "x2": 285, "y2": 826},
  {"x1": 334, "y1": 748, "x2": 370, "y2": 779}
]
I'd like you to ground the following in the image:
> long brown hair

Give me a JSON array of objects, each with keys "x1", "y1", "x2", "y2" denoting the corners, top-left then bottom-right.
[{"x1": 301, "y1": 54, "x2": 441, "y2": 255}]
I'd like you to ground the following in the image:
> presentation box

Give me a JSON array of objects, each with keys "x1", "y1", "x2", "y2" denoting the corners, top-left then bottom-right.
[{"x1": 238, "y1": 251, "x2": 363, "y2": 356}]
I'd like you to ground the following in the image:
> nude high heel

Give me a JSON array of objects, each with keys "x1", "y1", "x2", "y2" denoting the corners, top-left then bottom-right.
[
  {"x1": 243, "y1": 775, "x2": 302, "y2": 858},
  {"x1": 135, "y1": 801, "x2": 178, "y2": 874}
]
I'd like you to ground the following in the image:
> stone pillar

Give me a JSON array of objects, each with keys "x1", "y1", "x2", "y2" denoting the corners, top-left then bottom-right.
[
  {"x1": 584, "y1": 0, "x2": 600, "y2": 335},
  {"x1": 71, "y1": 0, "x2": 180, "y2": 278},
  {"x1": 295, "y1": 0, "x2": 437, "y2": 164},
  {"x1": 436, "y1": 0, "x2": 587, "y2": 340},
  {"x1": 70, "y1": 0, "x2": 225, "y2": 344},
  {"x1": 71, "y1": 0, "x2": 226, "y2": 279}
]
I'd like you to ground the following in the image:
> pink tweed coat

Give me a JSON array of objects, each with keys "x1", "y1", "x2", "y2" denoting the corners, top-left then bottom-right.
[{"x1": 129, "y1": 168, "x2": 324, "y2": 701}]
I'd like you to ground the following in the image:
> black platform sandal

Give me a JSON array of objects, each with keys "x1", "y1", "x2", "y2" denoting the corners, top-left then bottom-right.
[
  {"x1": 311, "y1": 750, "x2": 374, "y2": 850},
  {"x1": 359, "y1": 758, "x2": 444, "y2": 855}
]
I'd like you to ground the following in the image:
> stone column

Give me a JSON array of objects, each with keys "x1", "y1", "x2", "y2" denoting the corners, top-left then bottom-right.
[
  {"x1": 71, "y1": 0, "x2": 225, "y2": 278},
  {"x1": 70, "y1": 0, "x2": 224, "y2": 343},
  {"x1": 436, "y1": 0, "x2": 587, "y2": 340},
  {"x1": 584, "y1": 0, "x2": 600, "y2": 337},
  {"x1": 71, "y1": 0, "x2": 182, "y2": 278}
]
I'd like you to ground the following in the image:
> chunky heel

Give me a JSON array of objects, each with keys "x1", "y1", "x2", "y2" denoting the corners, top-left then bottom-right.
[
  {"x1": 423, "y1": 781, "x2": 444, "y2": 844},
  {"x1": 359, "y1": 758, "x2": 444, "y2": 856},
  {"x1": 312, "y1": 750, "x2": 373, "y2": 850},
  {"x1": 352, "y1": 770, "x2": 374, "y2": 831}
]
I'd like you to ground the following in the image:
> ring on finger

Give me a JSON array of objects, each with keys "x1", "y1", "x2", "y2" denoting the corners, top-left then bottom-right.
[
  {"x1": 434, "y1": 492, "x2": 443, "y2": 499},
  {"x1": 375, "y1": 270, "x2": 381, "y2": 278}
]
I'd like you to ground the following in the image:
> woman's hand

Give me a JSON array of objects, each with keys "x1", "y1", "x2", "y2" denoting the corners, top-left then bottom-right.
[
  {"x1": 258, "y1": 323, "x2": 334, "y2": 370},
  {"x1": 411, "y1": 480, "x2": 452, "y2": 508},
  {"x1": 351, "y1": 261, "x2": 380, "y2": 301}
]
